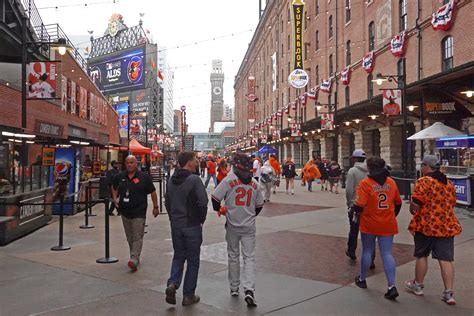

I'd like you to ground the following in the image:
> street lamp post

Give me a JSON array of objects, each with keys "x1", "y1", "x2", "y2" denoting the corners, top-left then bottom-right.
[
  {"x1": 373, "y1": 59, "x2": 408, "y2": 176},
  {"x1": 180, "y1": 105, "x2": 186, "y2": 151}
]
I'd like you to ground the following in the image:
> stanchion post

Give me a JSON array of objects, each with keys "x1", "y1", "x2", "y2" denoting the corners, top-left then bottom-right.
[
  {"x1": 51, "y1": 194, "x2": 71, "y2": 251},
  {"x1": 96, "y1": 197, "x2": 118, "y2": 264},
  {"x1": 88, "y1": 180, "x2": 97, "y2": 216},
  {"x1": 80, "y1": 182, "x2": 94, "y2": 229},
  {"x1": 159, "y1": 172, "x2": 163, "y2": 212}
]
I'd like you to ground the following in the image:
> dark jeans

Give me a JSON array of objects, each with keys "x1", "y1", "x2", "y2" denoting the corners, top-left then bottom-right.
[
  {"x1": 347, "y1": 212, "x2": 375, "y2": 261},
  {"x1": 168, "y1": 225, "x2": 203, "y2": 296}
]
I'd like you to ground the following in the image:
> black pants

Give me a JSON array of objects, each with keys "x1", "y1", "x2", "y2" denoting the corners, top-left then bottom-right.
[{"x1": 347, "y1": 212, "x2": 375, "y2": 261}]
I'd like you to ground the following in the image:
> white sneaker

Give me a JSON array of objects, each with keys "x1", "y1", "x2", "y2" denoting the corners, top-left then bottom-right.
[{"x1": 405, "y1": 280, "x2": 424, "y2": 296}]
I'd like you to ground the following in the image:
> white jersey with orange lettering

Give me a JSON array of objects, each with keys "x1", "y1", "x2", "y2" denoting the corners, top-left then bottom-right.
[{"x1": 212, "y1": 173, "x2": 264, "y2": 235}]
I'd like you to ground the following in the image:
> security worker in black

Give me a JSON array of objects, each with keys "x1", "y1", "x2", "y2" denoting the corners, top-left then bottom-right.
[{"x1": 112, "y1": 155, "x2": 159, "y2": 272}]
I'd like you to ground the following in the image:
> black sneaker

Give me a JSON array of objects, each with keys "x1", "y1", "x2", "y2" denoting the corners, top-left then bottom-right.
[
  {"x1": 165, "y1": 283, "x2": 177, "y2": 305},
  {"x1": 182, "y1": 294, "x2": 200, "y2": 306},
  {"x1": 345, "y1": 249, "x2": 357, "y2": 261},
  {"x1": 244, "y1": 290, "x2": 257, "y2": 307},
  {"x1": 384, "y1": 286, "x2": 399, "y2": 300},
  {"x1": 354, "y1": 276, "x2": 367, "y2": 289},
  {"x1": 370, "y1": 262, "x2": 376, "y2": 270}
]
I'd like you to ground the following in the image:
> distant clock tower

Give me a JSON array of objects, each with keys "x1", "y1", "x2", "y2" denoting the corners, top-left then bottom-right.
[{"x1": 210, "y1": 60, "x2": 224, "y2": 132}]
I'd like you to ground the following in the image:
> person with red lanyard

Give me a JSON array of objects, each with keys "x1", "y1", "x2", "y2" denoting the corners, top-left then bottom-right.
[{"x1": 351, "y1": 157, "x2": 402, "y2": 300}]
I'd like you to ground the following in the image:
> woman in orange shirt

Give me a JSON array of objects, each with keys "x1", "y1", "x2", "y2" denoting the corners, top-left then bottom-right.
[
  {"x1": 351, "y1": 157, "x2": 402, "y2": 300},
  {"x1": 216, "y1": 158, "x2": 229, "y2": 185}
]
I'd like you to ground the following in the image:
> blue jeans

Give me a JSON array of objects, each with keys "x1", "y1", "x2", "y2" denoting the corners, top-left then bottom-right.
[
  {"x1": 168, "y1": 225, "x2": 203, "y2": 296},
  {"x1": 204, "y1": 173, "x2": 217, "y2": 188},
  {"x1": 307, "y1": 180, "x2": 313, "y2": 191},
  {"x1": 360, "y1": 233, "x2": 396, "y2": 287}
]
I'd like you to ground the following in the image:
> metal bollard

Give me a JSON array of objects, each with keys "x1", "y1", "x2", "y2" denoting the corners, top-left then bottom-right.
[
  {"x1": 51, "y1": 194, "x2": 71, "y2": 251},
  {"x1": 96, "y1": 198, "x2": 118, "y2": 264},
  {"x1": 80, "y1": 185, "x2": 94, "y2": 229},
  {"x1": 88, "y1": 182, "x2": 97, "y2": 217}
]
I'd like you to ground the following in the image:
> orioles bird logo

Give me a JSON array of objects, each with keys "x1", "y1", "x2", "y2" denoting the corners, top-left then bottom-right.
[{"x1": 128, "y1": 58, "x2": 142, "y2": 82}]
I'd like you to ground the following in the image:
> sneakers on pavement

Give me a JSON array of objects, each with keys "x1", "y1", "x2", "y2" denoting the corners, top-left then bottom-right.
[
  {"x1": 165, "y1": 283, "x2": 177, "y2": 305},
  {"x1": 230, "y1": 289, "x2": 239, "y2": 297},
  {"x1": 244, "y1": 290, "x2": 257, "y2": 307},
  {"x1": 405, "y1": 280, "x2": 424, "y2": 296},
  {"x1": 127, "y1": 258, "x2": 139, "y2": 272},
  {"x1": 441, "y1": 290, "x2": 456, "y2": 305},
  {"x1": 354, "y1": 276, "x2": 367, "y2": 289},
  {"x1": 369, "y1": 262, "x2": 376, "y2": 270},
  {"x1": 345, "y1": 249, "x2": 357, "y2": 261},
  {"x1": 182, "y1": 294, "x2": 200, "y2": 306},
  {"x1": 384, "y1": 286, "x2": 399, "y2": 300}
]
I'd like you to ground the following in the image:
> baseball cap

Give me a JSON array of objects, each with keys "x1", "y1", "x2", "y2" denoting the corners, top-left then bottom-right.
[
  {"x1": 352, "y1": 149, "x2": 367, "y2": 158},
  {"x1": 422, "y1": 155, "x2": 440, "y2": 168},
  {"x1": 233, "y1": 153, "x2": 252, "y2": 171}
]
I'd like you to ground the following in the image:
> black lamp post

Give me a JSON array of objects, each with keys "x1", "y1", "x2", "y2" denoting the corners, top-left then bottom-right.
[{"x1": 373, "y1": 61, "x2": 408, "y2": 175}]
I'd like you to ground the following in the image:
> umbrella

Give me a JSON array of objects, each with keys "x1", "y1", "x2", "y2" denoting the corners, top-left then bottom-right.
[{"x1": 407, "y1": 122, "x2": 466, "y2": 140}]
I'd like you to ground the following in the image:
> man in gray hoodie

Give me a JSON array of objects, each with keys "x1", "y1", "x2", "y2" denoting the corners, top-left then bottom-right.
[
  {"x1": 345, "y1": 149, "x2": 373, "y2": 267},
  {"x1": 164, "y1": 151, "x2": 208, "y2": 307}
]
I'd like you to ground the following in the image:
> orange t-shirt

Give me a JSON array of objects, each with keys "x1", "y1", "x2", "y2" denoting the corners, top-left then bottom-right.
[
  {"x1": 354, "y1": 177, "x2": 402, "y2": 236},
  {"x1": 207, "y1": 161, "x2": 216, "y2": 174}
]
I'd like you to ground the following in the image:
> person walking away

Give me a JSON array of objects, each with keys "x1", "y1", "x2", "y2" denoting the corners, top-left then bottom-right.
[
  {"x1": 217, "y1": 158, "x2": 229, "y2": 185},
  {"x1": 328, "y1": 160, "x2": 342, "y2": 193},
  {"x1": 405, "y1": 155, "x2": 462, "y2": 305},
  {"x1": 211, "y1": 153, "x2": 264, "y2": 307},
  {"x1": 282, "y1": 157, "x2": 296, "y2": 195},
  {"x1": 269, "y1": 155, "x2": 281, "y2": 194},
  {"x1": 351, "y1": 157, "x2": 402, "y2": 300},
  {"x1": 251, "y1": 155, "x2": 262, "y2": 182},
  {"x1": 317, "y1": 158, "x2": 329, "y2": 191},
  {"x1": 199, "y1": 158, "x2": 207, "y2": 178},
  {"x1": 106, "y1": 160, "x2": 121, "y2": 216},
  {"x1": 345, "y1": 149, "x2": 375, "y2": 268},
  {"x1": 112, "y1": 155, "x2": 159, "y2": 272},
  {"x1": 259, "y1": 161, "x2": 276, "y2": 202},
  {"x1": 164, "y1": 152, "x2": 208, "y2": 306},
  {"x1": 303, "y1": 159, "x2": 321, "y2": 192},
  {"x1": 204, "y1": 156, "x2": 218, "y2": 188}
]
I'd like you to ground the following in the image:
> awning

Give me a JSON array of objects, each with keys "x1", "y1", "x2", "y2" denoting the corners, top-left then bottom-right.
[
  {"x1": 128, "y1": 139, "x2": 151, "y2": 154},
  {"x1": 407, "y1": 122, "x2": 466, "y2": 140}
]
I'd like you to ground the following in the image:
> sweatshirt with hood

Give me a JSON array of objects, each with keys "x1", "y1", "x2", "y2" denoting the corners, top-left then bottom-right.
[
  {"x1": 165, "y1": 168, "x2": 208, "y2": 228},
  {"x1": 345, "y1": 162, "x2": 368, "y2": 207}
]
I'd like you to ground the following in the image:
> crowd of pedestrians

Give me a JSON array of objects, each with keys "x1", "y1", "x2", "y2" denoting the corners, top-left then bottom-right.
[{"x1": 106, "y1": 148, "x2": 462, "y2": 308}]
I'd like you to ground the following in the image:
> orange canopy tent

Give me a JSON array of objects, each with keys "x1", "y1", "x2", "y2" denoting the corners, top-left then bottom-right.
[{"x1": 128, "y1": 139, "x2": 152, "y2": 154}]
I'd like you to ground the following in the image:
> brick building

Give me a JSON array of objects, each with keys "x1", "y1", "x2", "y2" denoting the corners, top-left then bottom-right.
[{"x1": 232, "y1": 0, "x2": 474, "y2": 173}]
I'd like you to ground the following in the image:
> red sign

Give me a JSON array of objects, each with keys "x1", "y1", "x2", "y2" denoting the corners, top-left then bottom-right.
[
  {"x1": 383, "y1": 90, "x2": 402, "y2": 116},
  {"x1": 27, "y1": 62, "x2": 57, "y2": 99}
]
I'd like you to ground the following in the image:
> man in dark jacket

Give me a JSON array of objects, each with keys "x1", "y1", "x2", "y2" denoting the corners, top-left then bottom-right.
[
  {"x1": 165, "y1": 151, "x2": 208, "y2": 307},
  {"x1": 106, "y1": 160, "x2": 120, "y2": 215}
]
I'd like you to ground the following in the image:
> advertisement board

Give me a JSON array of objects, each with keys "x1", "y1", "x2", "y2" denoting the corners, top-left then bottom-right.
[
  {"x1": 449, "y1": 177, "x2": 471, "y2": 205},
  {"x1": 89, "y1": 46, "x2": 145, "y2": 94},
  {"x1": 27, "y1": 62, "x2": 57, "y2": 99},
  {"x1": 382, "y1": 89, "x2": 402, "y2": 116},
  {"x1": 115, "y1": 102, "x2": 129, "y2": 138}
]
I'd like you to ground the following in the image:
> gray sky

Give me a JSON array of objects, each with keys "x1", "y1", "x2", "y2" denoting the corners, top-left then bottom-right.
[{"x1": 35, "y1": 0, "x2": 261, "y2": 132}]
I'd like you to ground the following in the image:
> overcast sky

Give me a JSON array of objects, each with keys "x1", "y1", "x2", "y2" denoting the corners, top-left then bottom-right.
[{"x1": 35, "y1": 0, "x2": 261, "y2": 132}]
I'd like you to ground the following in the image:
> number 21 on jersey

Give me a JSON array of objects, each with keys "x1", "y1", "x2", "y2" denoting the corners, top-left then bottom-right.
[{"x1": 235, "y1": 187, "x2": 253, "y2": 206}]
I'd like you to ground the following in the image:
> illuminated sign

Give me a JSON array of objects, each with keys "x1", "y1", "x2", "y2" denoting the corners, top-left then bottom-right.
[{"x1": 291, "y1": 0, "x2": 305, "y2": 71}]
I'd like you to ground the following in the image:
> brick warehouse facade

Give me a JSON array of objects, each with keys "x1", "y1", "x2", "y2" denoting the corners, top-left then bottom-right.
[{"x1": 232, "y1": 0, "x2": 474, "y2": 173}]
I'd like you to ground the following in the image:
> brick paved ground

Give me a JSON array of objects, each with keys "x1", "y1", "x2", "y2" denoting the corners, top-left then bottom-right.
[{"x1": 0, "y1": 179, "x2": 473, "y2": 315}]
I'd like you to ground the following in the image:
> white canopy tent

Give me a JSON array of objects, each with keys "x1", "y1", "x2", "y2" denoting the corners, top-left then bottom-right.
[{"x1": 407, "y1": 122, "x2": 466, "y2": 141}]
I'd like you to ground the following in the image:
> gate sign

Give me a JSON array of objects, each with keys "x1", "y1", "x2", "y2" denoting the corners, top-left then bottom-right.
[
  {"x1": 383, "y1": 89, "x2": 402, "y2": 116},
  {"x1": 288, "y1": 69, "x2": 308, "y2": 89},
  {"x1": 291, "y1": 0, "x2": 305, "y2": 70}
]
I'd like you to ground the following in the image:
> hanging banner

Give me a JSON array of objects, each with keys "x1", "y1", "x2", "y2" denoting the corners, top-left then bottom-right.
[
  {"x1": 431, "y1": 0, "x2": 456, "y2": 31},
  {"x1": 271, "y1": 52, "x2": 277, "y2": 91},
  {"x1": 320, "y1": 79, "x2": 332, "y2": 93},
  {"x1": 290, "y1": 122, "x2": 302, "y2": 136},
  {"x1": 291, "y1": 0, "x2": 305, "y2": 70},
  {"x1": 260, "y1": 134, "x2": 268, "y2": 144},
  {"x1": 70, "y1": 81, "x2": 76, "y2": 114},
  {"x1": 247, "y1": 75, "x2": 256, "y2": 122},
  {"x1": 61, "y1": 75, "x2": 67, "y2": 111},
  {"x1": 390, "y1": 31, "x2": 407, "y2": 58},
  {"x1": 79, "y1": 87, "x2": 87, "y2": 118},
  {"x1": 27, "y1": 62, "x2": 57, "y2": 99},
  {"x1": 89, "y1": 94, "x2": 96, "y2": 123},
  {"x1": 42, "y1": 147, "x2": 55, "y2": 166},
  {"x1": 382, "y1": 89, "x2": 402, "y2": 116},
  {"x1": 272, "y1": 129, "x2": 280, "y2": 140},
  {"x1": 340, "y1": 67, "x2": 351, "y2": 85},
  {"x1": 299, "y1": 94, "x2": 307, "y2": 107},
  {"x1": 362, "y1": 51, "x2": 376, "y2": 73},
  {"x1": 321, "y1": 114, "x2": 334, "y2": 130},
  {"x1": 284, "y1": 106, "x2": 290, "y2": 114},
  {"x1": 316, "y1": 103, "x2": 330, "y2": 115},
  {"x1": 307, "y1": 87, "x2": 318, "y2": 100},
  {"x1": 115, "y1": 102, "x2": 129, "y2": 138}
]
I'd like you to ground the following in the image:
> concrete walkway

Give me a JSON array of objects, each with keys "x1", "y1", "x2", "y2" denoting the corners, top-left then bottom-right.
[{"x1": 0, "y1": 179, "x2": 473, "y2": 315}]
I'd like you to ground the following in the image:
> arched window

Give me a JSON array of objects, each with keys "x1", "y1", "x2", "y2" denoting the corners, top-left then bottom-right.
[
  {"x1": 315, "y1": 0, "x2": 319, "y2": 15},
  {"x1": 345, "y1": 0, "x2": 351, "y2": 23},
  {"x1": 329, "y1": 15, "x2": 333, "y2": 38},
  {"x1": 316, "y1": 65, "x2": 319, "y2": 84},
  {"x1": 442, "y1": 36, "x2": 454, "y2": 71},
  {"x1": 329, "y1": 54, "x2": 333, "y2": 75},
  {"x1": 399, "y1": 0, "x2": 407, "y2": 31},
  {"x1": 345, "y1": 86, "x2": 350, "y2": 107},
  {"x1": 367, "y1": 74, "x2": 373, "y2": 99},
  {"x1": 304, "y1": 12, "x2": 308, "y2": 30},
  {"x1": 315, "y1": 30, "x2": 320, "y2": 50},
  {"x1": 368, "y1": 22, "x2": 375, "y2": 51},
  {"x1": 346, "y1": 40, "x2": 351, "y2": 66}
]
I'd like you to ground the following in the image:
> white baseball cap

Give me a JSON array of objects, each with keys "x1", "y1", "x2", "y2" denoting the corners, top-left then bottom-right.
[{"x1": 352, "y1": 149, "x2": 367, "y2": 158}]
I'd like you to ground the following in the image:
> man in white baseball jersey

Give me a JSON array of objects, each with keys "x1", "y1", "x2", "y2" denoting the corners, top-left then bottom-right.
[{"x1": 211, "y1": 153, "x2": 264, "y2": 307}]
